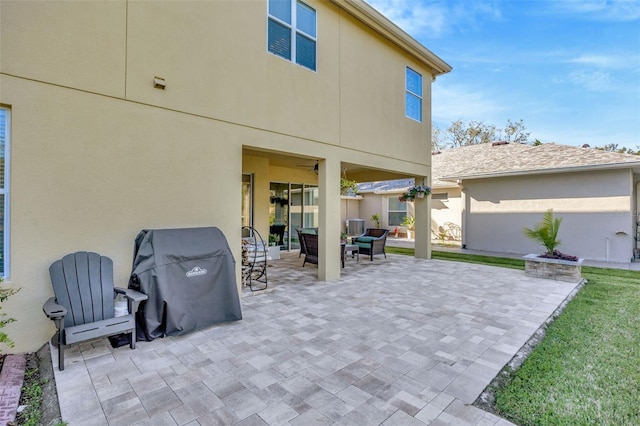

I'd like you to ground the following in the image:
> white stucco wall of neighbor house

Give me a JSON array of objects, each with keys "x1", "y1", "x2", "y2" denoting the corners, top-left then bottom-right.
[
  {"x1": 431, "y1": 187, "x2": 462, "y2": 240},
  {"x1": 463, "y1": 169, "x2": 636, "y2": 263}
]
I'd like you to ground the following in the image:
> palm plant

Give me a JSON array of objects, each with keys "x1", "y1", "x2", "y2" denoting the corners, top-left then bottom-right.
[
  {"x1": 523, "y1": 209, "x2": 562, "y2": 255},
  {"x1": 401, "y1": 214, "x2": 415, "y2": 231},
  {"x1": 371, "y1": 213, "x2": 381, "y2": 228}
]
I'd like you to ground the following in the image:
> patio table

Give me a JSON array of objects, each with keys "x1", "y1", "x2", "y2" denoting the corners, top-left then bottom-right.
[{"x1": 341, "y1": 242, "x2": 359, "y2": 267}]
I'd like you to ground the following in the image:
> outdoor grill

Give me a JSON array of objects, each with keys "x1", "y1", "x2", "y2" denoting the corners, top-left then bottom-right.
[{"x1": 128, "y1": 227, "x2": 241, "y2": 341}]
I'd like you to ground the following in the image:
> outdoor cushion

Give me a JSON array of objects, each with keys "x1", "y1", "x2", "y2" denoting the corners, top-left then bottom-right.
[{"x1": 355, "y1": 237, "x2": 375, "y2": 248}]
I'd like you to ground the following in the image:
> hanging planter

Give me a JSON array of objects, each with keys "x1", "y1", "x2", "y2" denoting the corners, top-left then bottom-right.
[{"x1": 399, "y1": 185, "x2": 431, "y2": 202}]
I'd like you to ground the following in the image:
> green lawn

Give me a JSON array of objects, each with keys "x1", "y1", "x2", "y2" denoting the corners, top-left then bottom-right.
[{"x1": 388, "y1": 248, "x2": 640, "y2": 426}]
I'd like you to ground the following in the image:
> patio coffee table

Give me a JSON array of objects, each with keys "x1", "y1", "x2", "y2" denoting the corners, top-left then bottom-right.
[{"x1": 341, "y1": 243, "x2": 359, "y2": 267}]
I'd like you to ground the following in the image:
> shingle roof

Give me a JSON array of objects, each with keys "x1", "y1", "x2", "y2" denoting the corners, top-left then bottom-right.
[
  {"x1": 359, "y1": 142, "x2": 640, "y2": 193},
  {"x1": 357, "y1": 178, "x2": 414, "y2": 193},
  {"x1": 434, "y1": 142, "x2": 640, "y2": 185}
]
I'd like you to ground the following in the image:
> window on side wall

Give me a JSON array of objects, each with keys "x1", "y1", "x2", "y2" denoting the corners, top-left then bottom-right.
[
  {"x1": 405, "y1": 67, "x2": 422, "y2": 122},
  {"x1": 0, "y1": 107, "x2": 10, "y2": 277},
  {"x1": 388, "y1": 197, "x2": 407, "y2": 227},
  {"x1": 267, "y1": 0, "x2": 317, "y2": 71}
]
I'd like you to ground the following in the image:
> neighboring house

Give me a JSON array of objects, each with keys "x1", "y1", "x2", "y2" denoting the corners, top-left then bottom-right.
[
  {"x1": 0, "y1": 0, "x2": 451, "y2": 352},
  {"x1": 355, "y1": 174, "x2": 461, "y2": 241},
  {"x1": 355, "y1": 178, "x2": 415, "y2": 236},
  {"x1": 442, "y1": 142, "x2": 640, "y2": 263},
  {"x1": 359, "y1": 142, "x2": 640, "y2": 263}
]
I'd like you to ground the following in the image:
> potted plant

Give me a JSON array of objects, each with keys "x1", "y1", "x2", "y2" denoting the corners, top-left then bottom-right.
[
  {"x1": 267, "y1": 233, "x2": 281, "y2": 260},
  {"x1": 268, "y1": 233, "x2": 279, "y2": 247},
  {"x1": 340, "y1": 178, "x2": 359, "y2": 196},
  {"x1": 370, "y1": 213, "x2": 381, "y2": 229},
  {"x1": 522, "y1": 209, "x2": 582, "y2": 282},
  {"x1": 399, "y1": 184, "x2": 432, "y2": 201},
  {"x1": 401, "y1": 214, "x2": 415, "y2": 239}
]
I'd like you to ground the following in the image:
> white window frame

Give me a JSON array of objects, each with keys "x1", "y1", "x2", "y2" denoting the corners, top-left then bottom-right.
[
  {"x1": 0, "y1": 106, "x2": 10, "y2": 278},
  {"x1": 267, "y1": 0, "x2": 317, "y2": 71},
  {"x1": 405, "y1": 66, "x2": 423, "y2": 122},
  {"x1": 387, "y1": 196, "x2": 408, "y2": 227}
]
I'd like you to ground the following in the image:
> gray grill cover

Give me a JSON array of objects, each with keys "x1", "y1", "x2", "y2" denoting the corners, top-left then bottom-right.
[{"x1": 128, "y1": 227, "x2": 241, "y2": 341}]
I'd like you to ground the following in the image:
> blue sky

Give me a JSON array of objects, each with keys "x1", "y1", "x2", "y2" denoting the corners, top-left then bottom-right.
[{"x1": 365, "y1": 0, "x2": 640, "y2": 149}]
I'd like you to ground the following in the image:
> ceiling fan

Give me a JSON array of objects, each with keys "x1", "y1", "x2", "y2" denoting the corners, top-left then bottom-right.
[{"x1": 296, "y1": 160, "x2": 318, "y2": 174}]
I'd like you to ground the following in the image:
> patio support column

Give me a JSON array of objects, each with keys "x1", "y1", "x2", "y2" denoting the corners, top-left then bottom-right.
[
  {"x1": 318, "y1": 158, "x2": 341, "y2": 281},
  {"x1": 414, "y1": 175, "x2": 431, "y2": 259}
]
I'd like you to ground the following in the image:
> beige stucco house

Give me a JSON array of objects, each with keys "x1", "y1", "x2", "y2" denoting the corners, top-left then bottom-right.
[
  {"x1": 354, "y1": 174, "x2": 461, "y2": 241},
  {"x1": 444, "y1": 142, "x2": 640, "y2": 263},
  {"x1": 360, "y1": 142, "x2": 640, "y2": 263},
  {"x1": 0, "y1": 0, "x2": 451, "y2": 352}
]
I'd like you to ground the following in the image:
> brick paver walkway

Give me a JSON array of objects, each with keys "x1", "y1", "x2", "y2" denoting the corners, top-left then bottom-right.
[
  {"x1": 52, "y1": 253, "x2": 580, "y2": 425},
  {"x1": 0, "y1": 354, "x2": 26, "y2": 426}
]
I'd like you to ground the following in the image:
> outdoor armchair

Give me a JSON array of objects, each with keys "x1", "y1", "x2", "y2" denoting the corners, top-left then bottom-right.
[
  {"x1": 43, "y1": 251, "x2": 148, "y2": 370},
  {"x1": 353, "y1": 228, "x2": 389, "y2": 261},
  {"x1": 296, "y1": 228, "x2": 318, "y2": 258},
  {"x1": 300, "y1": 232, "x2": 319, "y2": 266}
]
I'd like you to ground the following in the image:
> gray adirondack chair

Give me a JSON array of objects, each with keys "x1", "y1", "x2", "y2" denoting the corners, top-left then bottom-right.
[{"x1": 42, "y1": 251, "x2": 148, "y2": 370}]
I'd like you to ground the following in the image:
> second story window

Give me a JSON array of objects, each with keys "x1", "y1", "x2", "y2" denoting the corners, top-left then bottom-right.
[
  {"x1": 405, "y1": 67, "x2": 422, "y2": 122},
  {"x1": 268, "y1": 0, "x2": 317, "y2": 71}
]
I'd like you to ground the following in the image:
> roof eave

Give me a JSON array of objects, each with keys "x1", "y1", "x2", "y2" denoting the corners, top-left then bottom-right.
[
  {"x1": 443, "y1": 162, "x2": 640, "y2": 181},
  {"x1": 331, "y1": 0, "x2": 452, "y2": 76}
]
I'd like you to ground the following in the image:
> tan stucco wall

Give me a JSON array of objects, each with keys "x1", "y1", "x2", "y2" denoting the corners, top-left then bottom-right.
[
  {"x1": 1, "y1": 76, "x2": 244, "y2": 352},
  {"x1": 338, "y1": 12, "x2": 432, "y2": 164},
  {"x1": 1, "y1": 0, "x2": 439, "y2": 352},
  {"x1": 242, "y1": 156, "x2": 270, "y2": 240},
  {"x1": 463, "y1": 169, "x2": 635, "y2": 262},
  {"x1": 1, "y1": 0, "x2": 431, "y2": 164}
]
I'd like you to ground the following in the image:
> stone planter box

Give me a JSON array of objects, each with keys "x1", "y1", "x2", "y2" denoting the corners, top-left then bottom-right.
[
  {"x1": 267, "y1": 245, "x2": 280, "y2": 260},
  {"x1": 523, "y1": 254, "x2": 583, "y2": 283}
]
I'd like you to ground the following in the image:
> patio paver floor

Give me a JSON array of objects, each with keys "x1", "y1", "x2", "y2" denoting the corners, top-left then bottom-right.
[{"x1": 52, "y1": 252, "x2": 580, "y2": 425}]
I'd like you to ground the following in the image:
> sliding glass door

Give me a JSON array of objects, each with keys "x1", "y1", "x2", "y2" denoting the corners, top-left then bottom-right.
[
  {"x1": 270, "y1": 182, "x2": 318, "y2": 251},
  {"x1": 289, "y1": 184, "x2": 303, "y2": 250},
  {"x1": 269, "y1": 182, "x2": 289, "y2": 249}
]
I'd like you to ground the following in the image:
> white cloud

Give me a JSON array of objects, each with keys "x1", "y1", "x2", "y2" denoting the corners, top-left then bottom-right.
[
  {"x1": 567, "y1": 54, "x2": 640, "y2": 70},
  {"x1": 364, "y1": 0, "x2": 504, "y2": 39},
  {"x1": 553, "y1": 70, "x2": 623, "y2": 92},
  {"x1": 432, "y1": 82, "x2": 507, "y2": 124},
  {"x1": 365, "y1": 0, "x2": 449, "y2": 37},
  {"x1": 549, "y1": 0, "x2": 640, "y2": 22},
  {"x1": 567, "y1": 70, "x2": 616, "y2": 92},
  {"x1": 568, "y1": 55, "x2": 624, "y2": 68}
]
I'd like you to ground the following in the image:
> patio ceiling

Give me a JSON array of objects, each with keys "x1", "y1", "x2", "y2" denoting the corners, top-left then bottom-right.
[{"x1": 243, "y1": 148, "x2": 414, "y2": 183}]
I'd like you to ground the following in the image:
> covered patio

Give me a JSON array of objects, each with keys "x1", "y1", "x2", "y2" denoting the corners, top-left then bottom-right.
[{"x1": 51, "y1": 253, "x2": 580, "y2": 425}]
